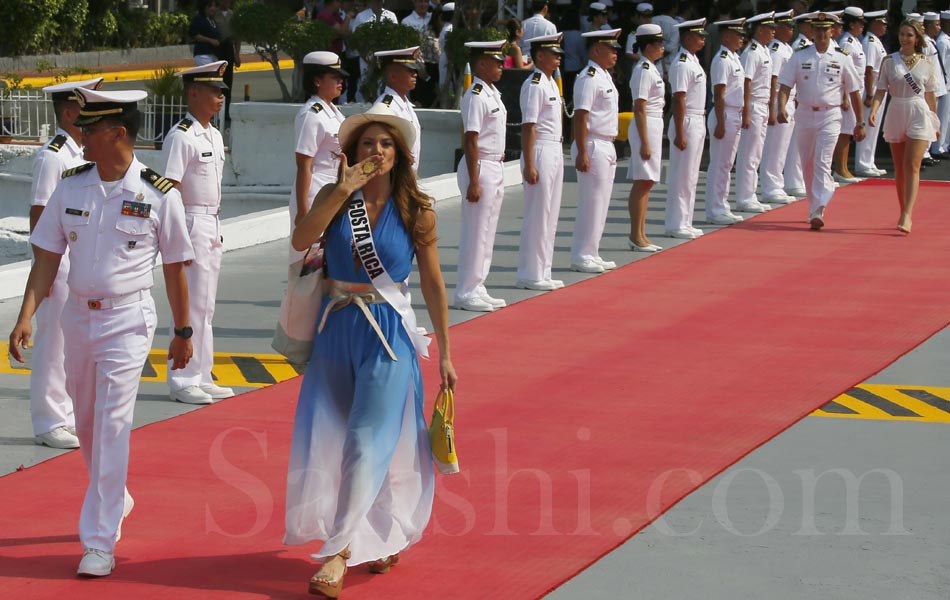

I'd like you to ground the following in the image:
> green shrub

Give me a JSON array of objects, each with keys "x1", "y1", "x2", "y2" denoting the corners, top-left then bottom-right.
[
  {"x1": 144, "y1": 66, "x2": 185, "y2": 100},
  {"x1": 0, "y1": 0, "x2": 68, "y2": 56}
]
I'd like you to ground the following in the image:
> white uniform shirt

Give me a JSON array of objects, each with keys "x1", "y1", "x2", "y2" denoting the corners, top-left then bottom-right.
[
  {"x1": 924, "y1": 35, "x2": 948, "y2": 96},
  {"x1": 741, "y1": 40, "x2": 773, "y2": 103},
  {"x1": 934, "y1": 32, "x2": 950, "y2": 87},
  {"x1": 574, "y1": 61, "x2": 619, "y2": 138},
  {"x1": 401, "y1": 10, "x2": 430, "y2": 33},
  {"x1": 863, "y1": 33, "x2": 888, "y2": 92},
  {"x1": 837, "y1": 33, "x2": 867, "y2": 93},
  {"x1": 161, "y1": 113, "x2": 225, "y2": 208},
  {"x1": 769, "y1": 40, "x2": 794, "y2": 99},
  {"x1": 461, "y1": 76, "x2": 507, "y2": 157},
  {"x1": 294, "y1": 95, "x2": 346, "y2": 178},
  {"x1": 876, "y1": 54, "x2": 940, "y2": 99},
  {"x1": 521, "y1": 13, "x2": 557, "y2": 54},
  {"x1": 792, "y1": 34, "x2": 812, "y2": 52},
  {"x1": 520, "y1": 68, "x2": 563, "y2": 140},
  {"x1": 669, "y1": 48, "x2": 707, "y2": 113},
  {"x1": 629, "y1": 57, "x2": 665, "y2": 115},
  {"x1": 376, "y1": 86, "x2": 422, "y2": 170},
  {"x1": 31, "y1": 128, "x2": 84, "y2": 207},
  {"x1": 30, "y1": 158, "x2": 194, "y2": 298},
  {"x1": 710, "y1": 46, "x2": 745, "y2": 108},
  {"x1": 778, "y1": 45, "x2": 861, "y2": 109}
]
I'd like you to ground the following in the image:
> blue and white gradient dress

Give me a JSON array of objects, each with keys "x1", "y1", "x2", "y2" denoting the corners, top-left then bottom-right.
[{"x1": 284, "y1": 198, "x2": 434, "y2": 566}]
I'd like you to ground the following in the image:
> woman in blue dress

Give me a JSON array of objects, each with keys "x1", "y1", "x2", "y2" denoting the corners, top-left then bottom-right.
[{"x1": 285, "y1": 102, "x2": 457, "y2": 598}]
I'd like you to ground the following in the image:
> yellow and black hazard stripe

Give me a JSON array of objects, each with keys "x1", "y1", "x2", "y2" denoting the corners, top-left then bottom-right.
[
  {"x1": 138, "y1": 350, "x2": 305, "y2": 388},
  {"x1": 813, "y1": 384, "x2": 950, "y2": 423}
]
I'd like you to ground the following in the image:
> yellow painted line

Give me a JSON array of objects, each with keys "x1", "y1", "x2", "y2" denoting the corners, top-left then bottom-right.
[
  {"x1": 812, "y1": 384, "x2": 950, "y2": 423},
  {"x1": 7, "y1": 59, "x2": 294, "y2": 88}
]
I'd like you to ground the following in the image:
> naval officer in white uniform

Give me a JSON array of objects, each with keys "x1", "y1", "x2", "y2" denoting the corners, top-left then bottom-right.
[
  {"x1": 704, "y1": 18, "x2": 747, "y2": 225},
  {"x1": 28, "y1": 77, "x2": 103, "y2": 449},
  {"x1": 833, "y1": 7, "x2": 867, "y2": 183},
  {"x1": 664, "y1": 18, "x2": 708, "y2": 239},
  {"x1": 570, "y1": 28, "x2": 622, "y2": 274},
  {"x1": 374, "y1": 46, "x2": 424, "y2": 172},
  {"x1": 162, "y1": 61, "x2": 231, "y2": 405},
  {"x1": 517, "y1": 33, "x2": 565, "y2": 292},
  {"x1": 783, "y1": 12, "x2": 816, "y2": 199},
  {"x1": 855, "y1": 10, "x2": 889, "y2": 177},
  {"x1": 9, "y1": 88, "x2": 194, "y2": 578},
  {"x1": 759, "y1": 10, "x2": 798, "y2": 204},
  {"x1": 454, "y1": 40, "x2": 508, "y2": 312},
  {"x1": 778, "y1": 12, "x2": 865, "y2": 230}
]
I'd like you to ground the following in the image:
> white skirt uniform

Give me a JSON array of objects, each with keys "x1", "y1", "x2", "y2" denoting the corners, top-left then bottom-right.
[
  {"x1": 884, "y1": 96, "x2": 939, "y2": 142},
  {"x1": 627, "y1": 114, "x2": 664, "y2": 181}
]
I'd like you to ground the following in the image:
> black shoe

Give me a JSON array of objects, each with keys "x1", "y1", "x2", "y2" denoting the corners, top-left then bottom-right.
[
  {"x1": 922, "y1": 157, "x2": 937, "y2": 167},
  {"x1": 932, "y1": 152, "x2": 950, "y2": 160}
]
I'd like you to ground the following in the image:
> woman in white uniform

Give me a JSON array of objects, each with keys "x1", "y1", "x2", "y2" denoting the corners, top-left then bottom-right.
[
  {"x1": 869, "y1": 20, "x2": 940, "y2": 234},
  {"x1": 626, "y1": 24, "x2": 665, "y2": 252},
  {"x1": 290, "y1": 51, "x2": 348, "y2": 260}
]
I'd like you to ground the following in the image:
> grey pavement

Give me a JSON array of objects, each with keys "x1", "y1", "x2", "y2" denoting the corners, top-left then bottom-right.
[{"x1": 1, "y1": 154, "x2": 947, "y2": 599}]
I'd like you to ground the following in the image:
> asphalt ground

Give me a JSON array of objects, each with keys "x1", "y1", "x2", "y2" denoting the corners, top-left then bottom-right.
[{"x1": 1, "y1": 151, "x2": 948, "y2": 598}]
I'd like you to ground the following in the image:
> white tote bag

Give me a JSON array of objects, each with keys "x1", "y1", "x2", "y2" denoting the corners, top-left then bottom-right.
[{"x1": 271, "y1": 243, "x2": 325, "y2": 366}]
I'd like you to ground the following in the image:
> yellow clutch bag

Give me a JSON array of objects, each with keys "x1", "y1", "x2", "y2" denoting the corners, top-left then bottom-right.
[{"x1": 429, "y1": 388, "x2": 459, "y2": 474}]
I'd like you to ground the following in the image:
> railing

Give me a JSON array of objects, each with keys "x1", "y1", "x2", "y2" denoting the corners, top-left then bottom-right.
[{"x1": 0, "y1": 91, "x2": 224, "y2": 146}]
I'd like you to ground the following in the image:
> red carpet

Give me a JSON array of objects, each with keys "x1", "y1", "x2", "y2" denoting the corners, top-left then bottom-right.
[{"x1": 2, "y1": 180, "x2": 949, "y2": 599}]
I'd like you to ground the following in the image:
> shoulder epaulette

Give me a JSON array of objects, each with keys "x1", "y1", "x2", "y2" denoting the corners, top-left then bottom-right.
[
  {"x1": 869, "y1": 35, "x2": 876, "y2": 42},
  {"x1": 586, "y1": 66, "x2": 596, "y2": 76},
  {"x1": 835, "y1": 47, "x2": 850, "y2": 55},
  {"x1": 381, "y1": 94, "x2": 394, "y2": 106},
  {"x1": 310, "y1": 102, "x2": 324, "y2": 114},
  {"x1": 176, "y1": 117, "x2": 193, "y2": 132},
  {"x1": 471, "y1": 83, "x2": 483, "y2": 95},
  {"x1": 847, "y1": 36, "x2": 854, "y2": 44},
  {"x1": 751, "y1": 42, "x2": 758, "y2": 50},
  {"x1": 771, "y1": 42, "x2": 780, "y2": 51},
  {"x1": 61, "y1": 162, "x2": 94, "y2": 179},
  {"x1": 798, "y1": 39, "x2": 809, "y2": 47},
  {"x1": 140, "y1": 167, "x2": 175, "y2": 194},
  {"x1": 679, "y1": 53, "x2": 687, "y2": 62},
  {"x1": 531, "y1": 71, "x2": 542, "y2": 84},
  {"x1": 720, "y1": 50, "x2": 728, "y2": 58},
  {"x1": 796, "y1": 44, "x2": 810, "y2": 51},
  {"x1": 642, "y1": 61, "x2": 650, "y2": 69},
  {"x1": 47, "y1": 134, "x2": 67, "y2": 153}
]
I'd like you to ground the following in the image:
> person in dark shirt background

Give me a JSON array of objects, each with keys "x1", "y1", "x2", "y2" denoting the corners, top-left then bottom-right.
[{"x1": 190, "y1": 0, "x2": 221, "y2": 67}]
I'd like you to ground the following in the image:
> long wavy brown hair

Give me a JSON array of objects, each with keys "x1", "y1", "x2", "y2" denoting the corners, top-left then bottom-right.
[{"x1": 339, "y1": 121, "x2": 436, "y2": 246}]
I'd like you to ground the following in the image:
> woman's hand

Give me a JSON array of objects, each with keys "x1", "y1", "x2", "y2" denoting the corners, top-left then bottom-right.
[
  {"x1": 335, "y1": 151, "x2": 384, "y2": 196},
  {"x1": 868, "y1": 110, "x2": 877, "y2": 127},
  {"x1": 440, "y1": 356, "x2": 458, "y2": 392}
]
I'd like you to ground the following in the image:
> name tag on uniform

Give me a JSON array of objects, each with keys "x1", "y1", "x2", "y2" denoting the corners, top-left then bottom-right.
[
  {"x1": 201, "y1": 151, "x2": 213, "y2": 158},
  {"x1": 65, "y1": 208, "x2": 86, "y2": 216},
  {"x1": 121, "y1": 200, "x2": 151, "y2": 218},
  {"x1": 491, "y1": 108, "x2": 500, "y2": 113},
  {"x1": 548, "y1": 96, "x2": 557, "y2": 101},
  {"x1": 802, "y1": 63, "x2": 813, "y2": 70}
]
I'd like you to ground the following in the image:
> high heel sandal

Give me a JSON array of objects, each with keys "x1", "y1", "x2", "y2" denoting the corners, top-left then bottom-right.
[
  {"x1": 309, "y1": 548, "x2": 351, "y2": 597},
  {"x1": 368, "y1": 553, "x2": 399, "y2": 574},
  {"x1": 897, "y1": 217, "x2": 912, "y2": 234}
]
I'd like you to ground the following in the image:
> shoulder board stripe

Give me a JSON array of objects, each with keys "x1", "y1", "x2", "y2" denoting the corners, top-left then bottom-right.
[
  {"x1": 310, "y1": 102, "x2": 324, "y2": 114},
  {"x1": 471, "y1": 83, "x2": 483, "y2": 95},
  {"x1": 381, "y1": 94, "x2": 394, "y2": 106},
  {"x1": 176, "y1": 117, "x2": 194, "y2": 131},
  {"x1": 61, "y1": 162, "x2": 95, "y2": 179},
  {"x1": 140, "y1": 167, "x2": 175, "y2": 194},
  {"x1": 47, "y1": 134, "x2": 67, "y2": 152},
  {"x1": 531, "y1": 71, "x2": 542, "y2": 83},
  {"x1": 587, "y1": 66, "x2": 597, "y2": 76}
]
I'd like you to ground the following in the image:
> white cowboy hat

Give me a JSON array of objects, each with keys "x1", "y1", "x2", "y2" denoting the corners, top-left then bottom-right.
[{"x1": 338, "y1": 102, "x2": 416, "y2": 151}]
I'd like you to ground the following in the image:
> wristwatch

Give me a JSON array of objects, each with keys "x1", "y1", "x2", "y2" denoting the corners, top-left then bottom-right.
[{"x1": 174, "y1": 326, "x2": 194, "y2": 339}]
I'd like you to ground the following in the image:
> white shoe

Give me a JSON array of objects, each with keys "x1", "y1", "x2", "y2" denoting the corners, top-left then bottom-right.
[
  {"x1": 665, "y1": 228, "x2": 699, "y2": 239},
  {"x1": 853, "y1": 169, "x2": 880, "y2": 178},
  {"x1": 784, "y1": 188, "x2": 807, "y2": 198},
  {"x1": 809, "y1": 207, "x2": 825, "y2": 230},
  {"x1": 628, "y1": 239, "x2": 661, "y2": 252},
  {"x1": 547, "y1": 279, "x2": 565, "y2": 288},
  {"x1": 77, "y1": 549, "x2": 114, "y2": 577},
  {"x1": 736, "y1": 200, "x2": 771, "y2": 213},
  {"x1": 873, "y1": 167, "x2": 887, "y2": 176},
  {"x1": 762, "y1": 192, "x2": 792, "y2": 204},
  {"x1": 594, "y1": 256, "x2": 618, "y2": 269},
  {"x1": 170, "y1": 385, "x2": 214, "y2": 405},
  {"x1": 516, "y1": 279, "x2": 558, "y2": 291},
  {"x1": 707, "y1": 213, "x2": 744, "y2": 225},
  {"x1": 688, "y1": 226, "x2": 705, "y2": 236},
  {"x1": 570, "y1": 259, "x2": 605, "y2": 273},
  {"x1": 116, "y1": 492, "x2": 134, "y2": 543},
  {"x1": 479, "y1": 293, "x2": 507, "y2": 308},
  {"x1": 454, "y1": 297, "x2": 495, "y2": 312},
  {"x1": 35, "y1": 426, "x2": 80, "y2": 449},
  {"x1": 199, "y1": 383, "x2": 235, "y2": 399}
]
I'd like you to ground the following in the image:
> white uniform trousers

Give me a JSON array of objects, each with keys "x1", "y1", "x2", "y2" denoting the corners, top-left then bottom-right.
[
  {"x1": 518, "y1": 140, "x2": 564, "y2": 282},
  {"x1": 168, "y1": 213, "x2": 223, "y2": 390},
  {"x1": 735, "y1": 101, "x2": 769, "y2": 204},
  {"x1": 759, "y1": 102, "x2": 796, "y2": 197},
  {"x1": 570, "y1": 138, "x2": 617, "y2": 264},
  {"x1": 664, "y1": 113, "x2": 706, "y2": 231},
  {"x1": 63, "y1": 293, "x2": 157, "y2": 552},
  {"x1": 856, "y1": 93, "x2": 887, "y2": 172},
  {"x1": 796, "y1": 107, "x2": 841, "y2": 213},
  {"x1": 288, "y1": 171, "x2": 337, "y2": 264},
  {"x1": 934, "y1": 93, "x2": 950, "y2": 154},
  {"x1": 704, "y1": 108, "x2": 742, "y2": 219},
  {"x1": 784, "y1": 119, "x2": 806, "y2": 192},
  {"x1": 30, "y1": 252, "x2": 75, "y2": 435},
  {"x1": 455, "y1": 157, "x2": 505, "y2": 303}
]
